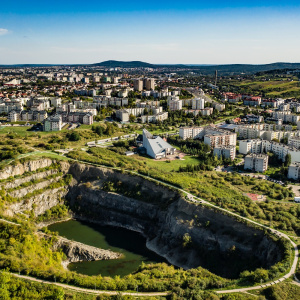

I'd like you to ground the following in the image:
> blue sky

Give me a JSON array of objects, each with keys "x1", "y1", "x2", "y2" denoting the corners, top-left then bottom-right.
[{"x1": 0, "y1": 1, "x2": 300, "y2": 64}]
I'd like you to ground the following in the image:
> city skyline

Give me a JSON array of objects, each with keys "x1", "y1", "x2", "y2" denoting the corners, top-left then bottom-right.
[{"x1": 1, "y1": 1, "x2": 300, "y2": 65}]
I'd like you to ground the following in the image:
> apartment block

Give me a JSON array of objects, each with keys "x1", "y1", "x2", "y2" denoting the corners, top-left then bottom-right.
[
  {"x1": 204, "y1": 132, "x2": 237, "y2": 148},
  {"x1": 239, "y1": 139, "x2": 263, "y2": 155},
  {"x1": 116, "y1": 109, "x2": 129, "y2": 122},
  {"x1": 243, "y1": 96, "x2": 261, "y2": 106},
  {"x1": 8, "y1": 110, "x2": 21, "y2": 122},
  {"x1": 141, "y1": 112, "x2": 168, "y2": 123},
  {"x1": 192, "y1": 98, "x2": 205, "y2": 110},
  {"x1": 213, "y1": 145, "x2": 236, "y2": 161},
  {"x1": 244, "y1": 154, "x2": 269, "y2": 172},
  {"x1": 143, "y1": 78, "x2": 155, "y2": 91},
  {"x1": 179, "y1": 127, "x2": 205, "y2": 140},
  {"x1": 239, "y1": 139, "x2": 300, "y2": 163},
  {"x1": 133, "y1": 79, "x2": 143, "y2": 91},
  {"x1": 43, "y1": 114, "x2": 62, "y2": 132},
  {"x1": 168, "y1": 99, "x2": 183, "y2": 111},
  {"x1": 272, "y1": 111, "x2": 300, "y2": 124},
  {"x1": 288, "y1": 162, "x2": 300, "y2": 180}
]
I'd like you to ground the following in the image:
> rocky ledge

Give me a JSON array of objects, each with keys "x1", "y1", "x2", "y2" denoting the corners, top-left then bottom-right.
[{"x1": 40, "y1": 232, "x2": 122, "y2": 268}]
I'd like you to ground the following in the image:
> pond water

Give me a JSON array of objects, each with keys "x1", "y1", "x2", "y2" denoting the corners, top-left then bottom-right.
[{"x1": 48, "y1": 219, "x2": 167, "y2": 277}]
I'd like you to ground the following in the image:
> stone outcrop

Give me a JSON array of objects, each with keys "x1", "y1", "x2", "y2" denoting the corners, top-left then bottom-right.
[
  {"x1": 40, "y1": 232, "x2": 121, "y2": 267},
  {"x1": 1, "y1": 169, "x2": 59, "y2": 190},
  {"x1": 6, "y1": 187, "x2": 67, "y2": 217},
  {"x1": 0, "y1": 158, "x2": 53, "y2": 180},
  {"x1": 10, "y1": 176, "x2": 62, "y2": 198}
]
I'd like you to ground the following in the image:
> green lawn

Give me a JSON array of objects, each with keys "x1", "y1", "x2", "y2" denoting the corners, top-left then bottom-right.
[{"x1": 134, "y1": 154, "x2": 201, "y2": 172}]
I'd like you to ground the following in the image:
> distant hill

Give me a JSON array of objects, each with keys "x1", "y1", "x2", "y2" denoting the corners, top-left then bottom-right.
[
  {"x1": 1, "y1": 61, "x2": 300, "y2": 75},
  {"x1": 91, "y1": 61, "x2": 300, "y2": 74},
  {"x1": 92, "y1": 60, "x2": 157, "y2": 68}
]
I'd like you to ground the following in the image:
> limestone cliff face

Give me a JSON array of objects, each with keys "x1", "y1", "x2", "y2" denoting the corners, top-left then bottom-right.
[
  {"x1": 65, "y1": 163, "x2": 283, "y2": 278},
  {"x1": 10, "y1": 176, "x2": 62, "y2": 199},
  {"x1": 6, "y1": 187, "x2": 68, "y2": 217},
  {"x1": 67, "y1": 163, "x2": 179, "y2": 205},
  {"x1": 0, "y1": 158, "x2": 53, "y2": 180},
  {"x1": 1, "y1": 169, "x2": 59, "y2": 190}
]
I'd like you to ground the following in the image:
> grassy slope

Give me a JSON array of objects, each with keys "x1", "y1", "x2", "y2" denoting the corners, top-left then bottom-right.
[{"x1": 225, "y1": 78, "x2": 300, "y2": 98}]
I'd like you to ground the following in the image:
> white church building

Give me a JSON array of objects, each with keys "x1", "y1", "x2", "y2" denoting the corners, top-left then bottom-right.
[{"x1": 142, "y1": 129, "x2": 176, "y2": 159}]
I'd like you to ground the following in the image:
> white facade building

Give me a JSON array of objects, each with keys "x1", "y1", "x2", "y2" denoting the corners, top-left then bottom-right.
[
  {"x1": 244, "y1": 154, "x2": 269, "y2": 172},
  {"x1": 213, "y1": 145, "x2": 236, "y2": 161},
  {"x1": 288, "y1": 162, "x2": 300, "y2": 180},
  {"x1": 179, "y1": 127, "x2": 205, "y2": 140},
  {"x1": 239, "y1": 139, "x2": 300, "y2": 163},
  {"x1": 192, "y1": 98, "x2": 205, "y2": 110}
]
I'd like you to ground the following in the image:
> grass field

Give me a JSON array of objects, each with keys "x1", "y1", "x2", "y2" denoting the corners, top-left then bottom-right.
[
  {"x1": 134, "y1": 154, "x2": 200, "y2": 172},
  {"x1": 225, "y1": 78, "x2": 300, "y2": 98}
]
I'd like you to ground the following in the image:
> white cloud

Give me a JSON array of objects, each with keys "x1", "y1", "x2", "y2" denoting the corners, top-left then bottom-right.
[{"x1": 0, "y1": 28, "x2": 9, "y2": 36}]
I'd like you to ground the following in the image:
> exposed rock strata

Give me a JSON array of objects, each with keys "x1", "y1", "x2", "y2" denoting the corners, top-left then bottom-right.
[
  {"x1": 0, "y1": 158, "x2": 53, "y2": 180},
  {"x1": 1, "y1": 169, "x2": 59, "y2": 190},
  {"x1": 6, "y1": 187, "x2": 67, "y2": 217},
  {"x1": 9, "y1": 176, "x2": 62, "y2": 198}
]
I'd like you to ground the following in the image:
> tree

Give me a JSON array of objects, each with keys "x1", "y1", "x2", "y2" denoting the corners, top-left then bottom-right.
[
  {"x1": 68, "y1": 131, "x2": 80, "y2": 141},
  {"x1": 284, "y1": 153, "x2": 291, "y2": 167},
  {"x1": 129, "y1": 114, "x2": 136, "y2": 123}
]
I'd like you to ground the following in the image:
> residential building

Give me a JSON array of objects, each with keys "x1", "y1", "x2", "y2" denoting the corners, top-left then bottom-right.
[
  {"x1": 243, "y1": 96, "x2": 261, "y2": 106},
  {"x1": 201, "y1": 107, "x2": 213, "y2": 116},
  {"x1": 192, "y1": 98, "x2": 205, "y2": 110},
  {"x1": 50, "y1": 97, "x2": 62, "y2": 107},
  {"x1": 82, "y1": 113, "x2": 93, "y2": 125},
  {"x1": 213, "y1": 102, "x2": 225, "y2": 111},
  {"x1": 239, "y1": 139, "x2": 263, "y2": 154},
  {"x1": 244, "y1": 114, "x2": 264, "y2": 123},
  {"x1": 133, "y1": 79, "x2": 143, "y2": 91},
  {"x1": 239, "y1": 139, "x2": 300, "y2": 163},
  {"x1": 213, "y1": 145, "x2": 236, "y2": 161},
  {"x1": 262, "y1": 98, "x2": 285, "y2": 108},
  {"x1": 140, "y1": 112, "x2": 168, "y2": 123},
  {"x1": 21, "y1": 110, "x2": 48, "y2": 122},
  {"x1": 288, "y1": 137, "x2": 300, "y2": 149},
  {"x1": 204, "y1": 132, "x2": 237, "y2": 148},
  {"x1": 244, "y1": 154, "x2": 268, "y2": 172},
  {"x1": 143, "y1": 78, "x2": 155, "y2": 90},
  {"x1": 179, "y1": 126, "x2": 236, "y2": 148},
  {"x1": 222, "y1": 92, "x2": 242, "y2": 103},
  {"x1": 288, "y1": 162, "x2": 300, "y2": 180},
  {"x1": 272, "y1": 111, "x2": 300, "y2": 124},
  {"x1": 8, "y1": 110, "x2": 21, "y2": 122},
  {"x1": 179, "y1": 127, "x2": 205, "y2": 140},
  {"x1": 168, "y1": 98, "x2": 182, "y2": 111},
  {"x1": 116, "y1": 109, "x2": 129, "y2": 122},
  {"x1": 43, "y1": 114, "x2": 62, "y2": 132}
]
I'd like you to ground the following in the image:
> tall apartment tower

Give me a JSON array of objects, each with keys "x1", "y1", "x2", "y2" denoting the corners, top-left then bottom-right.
[
  {"x1": 133, "y1": 79, "x2": 143, "y2": 91},
  {"x1": 144, "y1": 78, "x2": 155, "y2": 90},
  {"x1": 192, "y1": 98, "x2": 205, "y2": 110}
]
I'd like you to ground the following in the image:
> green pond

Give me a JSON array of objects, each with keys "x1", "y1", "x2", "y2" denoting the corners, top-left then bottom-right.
[{"x1": 48, "y1": 219, "x2": 167, "y2": 277}]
